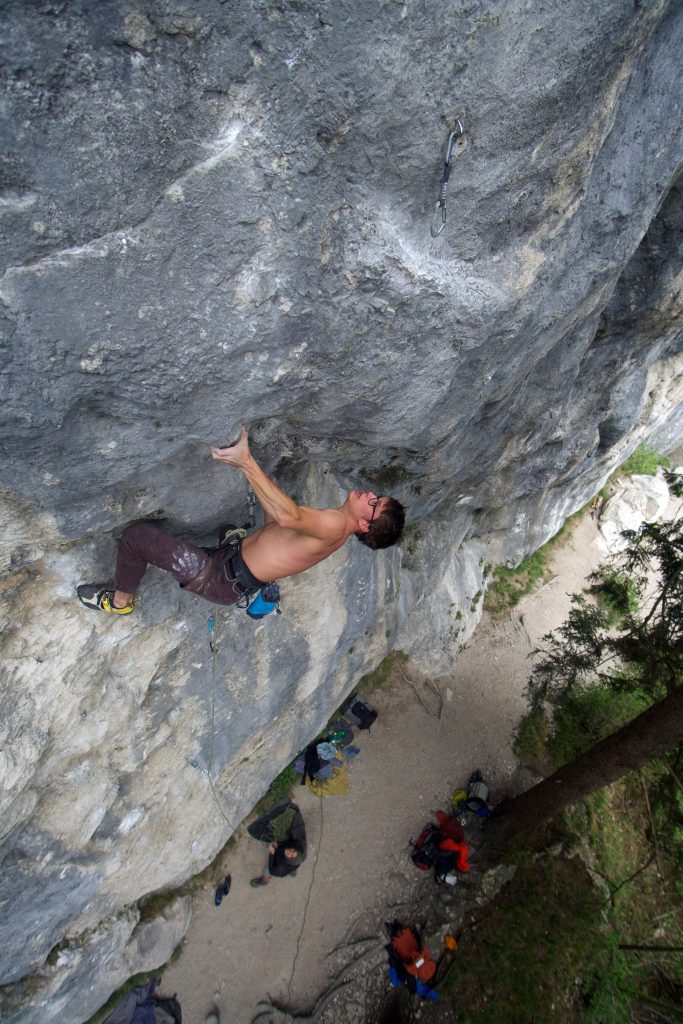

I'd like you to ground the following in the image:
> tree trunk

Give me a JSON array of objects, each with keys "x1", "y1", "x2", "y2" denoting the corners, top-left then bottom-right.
[
  {"x1": 618, "y1": 944, "x2": 683, "y2": 952},
  {"x1": 484, "y1": 688, "x2": 683, "y2": 850}
]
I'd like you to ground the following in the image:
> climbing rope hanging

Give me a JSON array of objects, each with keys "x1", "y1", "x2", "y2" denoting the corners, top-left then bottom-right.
[
  {"x1": 189, "y1": 480, "x2": 258, "y2": 826},
  {"x1": 430, "y1": 117, "x2": 466, "y2": 238},
  {"x1": 204, "y1": 610, "x2": 235, "y2": 828},
  {"x1": 245, "y1": 484, "x2": 257, "y2": 530}
]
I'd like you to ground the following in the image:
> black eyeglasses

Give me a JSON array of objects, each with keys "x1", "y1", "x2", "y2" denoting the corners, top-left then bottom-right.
[{"x1": 368, "y1": 496, "x2": 383, "y2": 525}]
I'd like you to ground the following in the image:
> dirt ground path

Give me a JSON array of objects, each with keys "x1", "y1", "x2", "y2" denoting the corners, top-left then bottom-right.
[{"x1": 162, "y1": 509, "x2": 615, "y2": 1023}]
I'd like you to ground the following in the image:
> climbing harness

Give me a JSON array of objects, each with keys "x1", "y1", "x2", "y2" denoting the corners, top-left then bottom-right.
[
  {"x1": 430, "y1": 117, "x2": 466, "y2": 238},
  {"x1": 211, "y1": 488, "x2": 281, "y2": 618}
]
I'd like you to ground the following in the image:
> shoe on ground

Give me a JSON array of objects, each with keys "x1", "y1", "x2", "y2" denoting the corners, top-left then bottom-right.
[
  {"x1": 250, "y1": 876, "x2": 268, "y2": 887},
  {"x1": 77, "y1": 584, "x2": 135, "y2": 615}
]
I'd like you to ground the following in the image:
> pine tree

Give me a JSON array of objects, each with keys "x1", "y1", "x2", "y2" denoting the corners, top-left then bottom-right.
[{"x1": 485, "y1": 472, "x2": 683, "y2": 850}]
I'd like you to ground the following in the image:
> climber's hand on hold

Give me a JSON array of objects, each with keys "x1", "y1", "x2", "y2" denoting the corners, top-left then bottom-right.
[{"x1": 211, "y1": 425, "x2": 251, "y2": 469}]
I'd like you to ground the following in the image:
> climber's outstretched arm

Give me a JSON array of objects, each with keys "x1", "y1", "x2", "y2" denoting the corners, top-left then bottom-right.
[{"x1": 210, "y1": 427, "x2": 346, "y2": 542}]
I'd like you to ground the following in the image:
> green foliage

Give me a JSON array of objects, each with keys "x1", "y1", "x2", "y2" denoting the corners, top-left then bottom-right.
[
  {"x1": 575, "y1": 772, "x2": 683, "y2": 1022},
  {"x1": 580, "y1": 934, "x2": 636, "y2": 1024},
  {"x1": 529, "y1": 515, "x2": 683, "y2": 708},
  {"x1": 647, "y1": 753, "x2": 683, "y2": 897},
  {"x1": 484, "y1": 509, "x2": 586, "y2": 614},
  {"x1": 356, "y1": 650, "x2": 409, "y2": 695},
  {"x1": 619, "y1": 443, "x2": 670, "y2": 477},
  {"x1": 443, "y1": 855, "x2": 612, "y2": 1023},
  {"x1": 514, "y1": 686, "x2": 641, "y2": 778},
  {"x1": 138, "y1": 890, "x2": 178, "y2": 923},
  {"x1": 512, "y1": 706, "x2": 549, "y2": 772},
  {"x1": 484, "y1": 547, "x2": 549, "y2": 612},
  {"x1": 489, "y1": 510, "x2": 683, "y2": 1024},
  {"x1": 665, "y1": 467, "x2": 683, "y2": 499},
  {"x1": 547, "y1": 685, "x2": 650, "y2": 768},
  {"x1": 528, "y1": 594, "x2": 609, "y2": 707},
  {"x1": 254, "y1": 764, "x2": 297, "y2": 815},
  {"x1": 589, "y1": 569, "x2": 639, "y2": 626},
  {"x1": 503, "y1": 700, "x2": 683, "y2": 1023}
]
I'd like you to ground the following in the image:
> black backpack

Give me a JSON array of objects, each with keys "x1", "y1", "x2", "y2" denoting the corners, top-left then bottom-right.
[
  {"x1": 101, "y1": 980, "x2": 181, "y2": 1024},
  {"x1": 410, "y1": 823, "x2": 439, "y2": 871},
  {"x1": 345, "y1": 696, "x2": 377, "y2": 730},
  {"x1": 152, "y1": 996, "x2": 182, "y2": 1024}
]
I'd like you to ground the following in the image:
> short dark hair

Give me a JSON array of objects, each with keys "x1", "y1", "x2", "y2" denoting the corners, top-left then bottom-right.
[
  {"x1": 355, "y1": 497, "x2": 406, "y2": 550},
  {"x1": 279, "y1": 840, "x2": 304, "y2": 865}
]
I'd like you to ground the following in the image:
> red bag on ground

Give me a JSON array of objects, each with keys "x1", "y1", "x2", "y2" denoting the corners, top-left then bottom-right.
[{"x1": 391, "y1": 927, "x2": 436, "y2": 982}]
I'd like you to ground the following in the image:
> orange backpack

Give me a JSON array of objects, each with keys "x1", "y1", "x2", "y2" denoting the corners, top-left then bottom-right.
[{"x1": 391, "y1": 926, "x2": 436, "y2": 982}]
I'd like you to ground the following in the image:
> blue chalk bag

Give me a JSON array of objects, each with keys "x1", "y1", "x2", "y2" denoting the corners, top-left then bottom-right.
[{"x1": 246, "y1": 583, "x2": 281, "y2": 619}]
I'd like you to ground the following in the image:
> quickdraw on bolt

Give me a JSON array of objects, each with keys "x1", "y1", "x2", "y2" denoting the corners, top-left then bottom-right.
[
  {"x1": 430, "y1": 117, "x2": 465, "y2": 238},
  {"x1": 245, "y1": 485, "x2": 257, "y2": 530}
]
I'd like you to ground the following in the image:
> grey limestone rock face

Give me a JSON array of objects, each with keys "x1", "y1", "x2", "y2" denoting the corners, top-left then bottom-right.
[
  {"x1": 1, "y1": 1, "x2": 682, "y2": 1020},
  {"x1": 2, "y1": 896, "x2": 192, "y2": 1024}
]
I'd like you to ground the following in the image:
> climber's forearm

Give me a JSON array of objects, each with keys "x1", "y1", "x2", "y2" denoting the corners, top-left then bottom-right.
[
  {"x1": 210, "y1": 429, "x2": 303, "y2": 527},
  {"x1": 210, "y1": 427, "x2": 343, "y2": 539},
  {"x1": 237, "y1": 454, "x2": 303, "y2": 528}
]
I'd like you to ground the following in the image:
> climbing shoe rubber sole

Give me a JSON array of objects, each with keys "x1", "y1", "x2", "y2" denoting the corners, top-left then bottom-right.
[{"x1": 77, "y1": 584, "x2": 135, "y2": 615}]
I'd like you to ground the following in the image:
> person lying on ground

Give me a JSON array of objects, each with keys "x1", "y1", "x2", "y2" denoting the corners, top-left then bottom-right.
[
  {"x1": 247, "y1": 799, "x2": 307, "y2": 887},
  {"x1": 77, "y1": 426, "x2": 406, "y2": 615}
]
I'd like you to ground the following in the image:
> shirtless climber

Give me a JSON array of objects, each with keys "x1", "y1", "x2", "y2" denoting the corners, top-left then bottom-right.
[{"x1": 77, "y1": 426, "x2": 406, "y2": 615}]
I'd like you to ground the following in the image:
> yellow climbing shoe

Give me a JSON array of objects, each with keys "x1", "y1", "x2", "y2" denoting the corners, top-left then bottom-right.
[{"x1": 77, "y1": 584, "x2": 135, "y2": 615}]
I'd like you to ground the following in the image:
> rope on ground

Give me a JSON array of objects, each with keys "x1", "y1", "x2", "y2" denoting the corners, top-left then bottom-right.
[
  {"x1": 516, "y1": 611, "x2": 534, "y2": 651},
  {"x1": 259, "y1": 946, "x2": 386, "y2": 1023},
  {"x1": 286, "y1": 793, "x2": 324, "y2": 1002}
]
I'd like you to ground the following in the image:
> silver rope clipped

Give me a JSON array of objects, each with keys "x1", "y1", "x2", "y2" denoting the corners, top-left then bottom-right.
[
  {"x1": 246, "y1": 485, "x2": 257, "y2": 529},
  {"x1": 431, "y1": 117, "x2": 465, "y2": 237}
]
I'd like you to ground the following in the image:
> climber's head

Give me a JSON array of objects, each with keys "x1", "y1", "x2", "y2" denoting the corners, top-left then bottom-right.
[{"x1": 347, "y1": 490, "x2": 405, "y2": 549}]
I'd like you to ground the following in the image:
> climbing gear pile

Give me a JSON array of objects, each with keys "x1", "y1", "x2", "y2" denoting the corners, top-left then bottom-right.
[
  {"x1": 451, "y1": 769, "x2": 493, "y2": 823},
  {"x1": 430, "y1": 117, "x2": 465, "y2": 238}
]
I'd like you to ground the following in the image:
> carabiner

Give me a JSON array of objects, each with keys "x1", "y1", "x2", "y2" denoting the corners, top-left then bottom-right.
[
  {"x1": 431, "y1": 202, "x2": 447, "y2": 237},
  {"x1": 445, "y1": 118, "x2": 464, "y2": 164},
  {"x1": 430, "y1": 117, "x2": 465, "y2": 239}
]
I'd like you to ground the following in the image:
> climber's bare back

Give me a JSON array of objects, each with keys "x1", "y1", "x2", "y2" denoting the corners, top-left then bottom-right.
[{"x1": 241, "y1": 510, "x2": 349, "y2": 581}]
